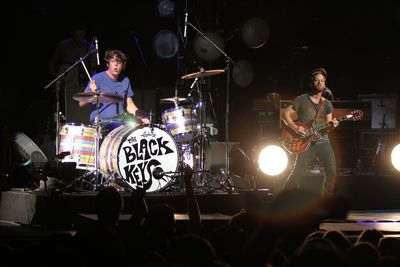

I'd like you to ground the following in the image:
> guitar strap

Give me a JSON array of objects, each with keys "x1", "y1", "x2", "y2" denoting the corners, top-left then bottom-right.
[{"x1": 315, "y1": 98, "x2": 325, "y2": 120}]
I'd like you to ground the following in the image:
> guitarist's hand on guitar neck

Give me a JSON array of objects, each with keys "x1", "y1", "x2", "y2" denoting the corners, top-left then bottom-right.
[
  {"x1": 282, "y1": 110, "x2": 363, "y2": 154},
  {"x1": 329, "y1": 118, "x2": 339, "y2": 128}
]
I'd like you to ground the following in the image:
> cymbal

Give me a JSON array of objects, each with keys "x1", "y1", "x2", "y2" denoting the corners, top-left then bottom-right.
[
  {"x1": 111, "y1": 113, "x2": 141, "y2": 126},
  {"x1": 160, "y1": 96, "x2": 189, "y2": 103},
  {"x1": 72, "y1": 92, "x2": 124, "y2": 104},
  {"x1": 181, "y1": 69, "x2": 225, "y2": 80},
  {"x1": 112, "y1": 113, "x2": 137, "y2": 121}
]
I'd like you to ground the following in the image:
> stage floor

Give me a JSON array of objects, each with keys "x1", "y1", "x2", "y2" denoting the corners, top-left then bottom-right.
[{"x1": 1, "y1": 173, "x2": 400, "y2": 244}]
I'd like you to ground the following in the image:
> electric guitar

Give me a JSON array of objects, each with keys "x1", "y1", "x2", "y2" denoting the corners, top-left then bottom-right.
[{"x1": 281, "y1": 110, "x2": 363, "y2": 154}]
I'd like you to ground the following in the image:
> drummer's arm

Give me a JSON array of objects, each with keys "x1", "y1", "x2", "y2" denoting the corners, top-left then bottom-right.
[
  {"x1": 79, "y1": 100, "x2": 88, "y2": 107},
  {"x1": 79, "y1": 80, "x2": 97, "y2": 107},
  {"x1": 127, "y1": 97, "x2": 150, "y2": 124},
  {"x1": 126, "y1": 97, "x2": 139, "y2": 115}
]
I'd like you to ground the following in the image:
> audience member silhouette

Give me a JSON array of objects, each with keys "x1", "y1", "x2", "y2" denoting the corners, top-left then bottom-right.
[
  {"x1": 378, "y1": 236, "x2": 400, "y2": 258},
  {"x1": 74, "y1": 186, "x2": 125, "y2": 267},
  {"x1": 355, "y1": 228, "x2": 384, "y2": 247},
  {"x1": 347, "y1": 242, "x2": 380, "y2": 267},
  {"x1": 168, "y1": 233, "x2": 219, "y2": 267},
  {"x1": 95, "y1": 185, "x2": 124, "y2": 227},
  {"x1": 323, "y1": 230, "x2": 352, "y2": 255}
]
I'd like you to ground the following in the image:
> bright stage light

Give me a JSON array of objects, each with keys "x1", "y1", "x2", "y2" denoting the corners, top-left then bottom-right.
[
  {"x1": 258, "y1": 145, "x2": 288, "y2": 176},
  {"x1": 391, "y1": 144, "x2": 400, "y2": 172}
]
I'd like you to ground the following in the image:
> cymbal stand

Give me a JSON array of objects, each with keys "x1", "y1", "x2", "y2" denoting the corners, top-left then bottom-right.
[
  {"x1": 189, "y1": 70, "x2": 222, "y2": 193},
  {"x1": 69, "y1": 60, "x2": 103, "y2": 191},
  {"x1": 92, "y1": 95, "x2": 102, "y2": 188},
  {"x1": 82, "y1": 59, "x2": 104, "y2": 190},
  {"x1": 196, "y1": 72, "x2": 207, "y2": 172},
  {"x1": 54, "y1": 80, "x2": 62, "y2": 155},
  {"x1": 186, "y1": 21, "x2": 236, "y2": 193},
  {"x1": 44, "y1": 48, "x2": 97, "y2": 157}
]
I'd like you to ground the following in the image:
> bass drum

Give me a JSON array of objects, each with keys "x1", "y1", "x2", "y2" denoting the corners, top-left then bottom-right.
[{"x1": 99, "y1": 125, "x2": 180, "y2": 192}]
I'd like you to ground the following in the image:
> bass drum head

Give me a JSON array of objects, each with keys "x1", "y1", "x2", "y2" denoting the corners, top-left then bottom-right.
[
  {"x1": 116, "y1": 126, "x2": 180, "y2": 192},
  {"x1": 99, "y1": 124, "x2": 133, "y2": 176}
]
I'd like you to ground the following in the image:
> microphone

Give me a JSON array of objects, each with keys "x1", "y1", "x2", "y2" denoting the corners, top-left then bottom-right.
[
  {"x1": 183, "y1": 11, "x2": 188, "y2": 39},
  {"x1": 94, "y1": 36, "x2": 100, "y2": 66},
  {"x1": 152, "y1": 167, "x2": 164, "y2": 180}
]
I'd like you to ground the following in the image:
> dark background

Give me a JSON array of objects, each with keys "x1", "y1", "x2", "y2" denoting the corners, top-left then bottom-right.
[{"x1": 3, "y1": 0, "x2": 400, "y2": 159}]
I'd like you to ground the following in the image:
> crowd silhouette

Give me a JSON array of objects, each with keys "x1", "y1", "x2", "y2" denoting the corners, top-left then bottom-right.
[{"x1": 1, "y1": 173, "x2": 400, "y2": 267}]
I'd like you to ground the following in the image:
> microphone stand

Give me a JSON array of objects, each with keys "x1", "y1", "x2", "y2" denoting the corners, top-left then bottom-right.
[
  {"x1": 186, "y1": 21, "x2": 236, "y2": 192},
  {"x1": 44, "y1": 49, "x2": 97, "y2": 156},
  {"x1": 54, "y1": 80, "x2": 61, "y2": 154}
]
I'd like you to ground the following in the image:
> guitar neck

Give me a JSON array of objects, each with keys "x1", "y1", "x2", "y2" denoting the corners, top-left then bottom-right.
[{"x1": 313, "y1": 114, "x2": 352, "y2": 132}]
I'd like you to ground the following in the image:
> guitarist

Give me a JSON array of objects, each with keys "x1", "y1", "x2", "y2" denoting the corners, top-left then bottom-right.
[{"x1": 281, "y1": 68, "x2": 339, "y2": 197}]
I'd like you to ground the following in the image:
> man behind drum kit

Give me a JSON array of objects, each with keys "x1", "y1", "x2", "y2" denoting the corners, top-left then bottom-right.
[{"x1": 78, "y1": 49, "x2": 150, "y2": 129}]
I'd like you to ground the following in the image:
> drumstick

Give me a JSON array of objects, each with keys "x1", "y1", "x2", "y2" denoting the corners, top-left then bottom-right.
[{"x1": 80, "y1": 58, "x2": 93, "y2": 82}]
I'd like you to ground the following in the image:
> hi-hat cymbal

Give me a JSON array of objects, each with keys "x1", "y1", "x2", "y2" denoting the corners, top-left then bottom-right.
[
  {"x1": 181, "y1": 69, "x2": 225, "y2": 80},
  {"x1": 72, "y1": 92, "x2": 124, "y2": 104},
  {"x1": 160, "y1": 96, "x2": 189, "y2": 103}
]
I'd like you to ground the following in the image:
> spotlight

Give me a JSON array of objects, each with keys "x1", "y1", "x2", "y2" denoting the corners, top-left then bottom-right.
[
  {"x1": 12, "y1": 132, "x2": 49, "y2": 188},
  {"x1": 156, "y1": 0, "x2": 175, "y2": 17},
  {"x1": 13, "y1": 132, "x2": 48, "y2": 168},
  {"x1": 257, "y1": 145, "x2": 288, "y2": 176},
  {"x1": 391, "y1": 144, "x2": 400, "y2": 172},
  {"x1": 152, "y1": 30, "x2": 179, "y2": 59},
  {"x1": 240, "y1": 17, "x2": 269, "y2": 49},
  {"x1": 193, "y1": 32, "x2": 225, "y2": 62},
  {"x1": 232, "y1": 60, "x2": 254, "y2": 88}
]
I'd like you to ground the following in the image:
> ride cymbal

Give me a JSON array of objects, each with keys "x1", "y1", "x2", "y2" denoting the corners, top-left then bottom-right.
[
  {"x1": 160, "y1": 96, "x2": 189, "y2": 103},
  {"x1": 72, "y1": 92, "x2": 124, "y2": 104},
  {"x1": 181, "y1": 69, "x2": 225, "y2": 80}
]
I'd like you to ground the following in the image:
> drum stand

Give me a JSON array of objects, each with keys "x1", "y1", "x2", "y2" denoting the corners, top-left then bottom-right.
[
  {"x1": 70, "y1": 95, "x2": 103, "y2": 191},
  {"x1": 190, "y1": 74, "x2": 233, "y2": 193}
]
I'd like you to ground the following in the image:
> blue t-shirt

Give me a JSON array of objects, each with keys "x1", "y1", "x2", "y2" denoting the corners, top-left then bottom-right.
[{"x1": 85, "y1": 71, "x2": 134, "y2": 123}]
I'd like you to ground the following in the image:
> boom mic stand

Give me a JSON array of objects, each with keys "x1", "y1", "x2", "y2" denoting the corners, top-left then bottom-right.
[
  {"x1": 44, "y1": 48, "x2": 98, "y2": 157},
  {"x1": 186, "y1": 21, "x2": 237, "y2": 192}
]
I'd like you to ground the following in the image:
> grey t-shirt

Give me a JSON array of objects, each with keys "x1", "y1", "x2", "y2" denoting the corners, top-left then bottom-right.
[{"x1": 291, "y1": 93, "x2": 333, "y2": 142}]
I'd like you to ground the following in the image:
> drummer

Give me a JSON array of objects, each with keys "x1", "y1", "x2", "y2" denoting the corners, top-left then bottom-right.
[{"x1": 78, "y1": 49, "x2": 150, "y2": 132}]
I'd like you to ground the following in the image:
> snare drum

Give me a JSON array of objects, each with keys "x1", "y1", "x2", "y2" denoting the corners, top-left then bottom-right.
[
  {"x1": 162, "y1": 106, "x2": 198, "y2": 143},
  {"x1": 99, "y1": 125, "x2": 180, "y2": 192},
  {"x1": 59, "y1": 123, "x2": 96, "y2": 170}
]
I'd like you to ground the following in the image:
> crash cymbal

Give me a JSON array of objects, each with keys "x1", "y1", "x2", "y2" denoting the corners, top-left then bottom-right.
[
  {"x1": 160, "y1": 96, "x2": 189, "y2": 103},
  {"x1": 72, "y1": 92, "x2": 124, "y2": 104},
  {"x1": 181, "y1": 69, "x2": 225, "y2": 80}
]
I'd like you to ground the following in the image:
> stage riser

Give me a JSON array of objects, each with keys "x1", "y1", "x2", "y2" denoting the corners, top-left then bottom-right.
[
  {"x1": 1, "y1": 174, "x2": 400, "y2": 227},
  {"x1": 0, "y1": 191, "x2": 258, "y2": 226}
]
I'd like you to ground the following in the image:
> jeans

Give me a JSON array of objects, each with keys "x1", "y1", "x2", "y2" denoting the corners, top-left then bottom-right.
[{"x1": 282, "y1": 141, "x2": 337, "y2": 194}]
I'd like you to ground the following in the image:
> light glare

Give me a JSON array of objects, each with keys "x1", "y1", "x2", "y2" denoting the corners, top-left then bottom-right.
[
  {"x1": 258, "y1": 145, "x2": 288, "y2": 176},
  {"x1": 391, "y1": 144, "x2": 400, "y2": 172}
]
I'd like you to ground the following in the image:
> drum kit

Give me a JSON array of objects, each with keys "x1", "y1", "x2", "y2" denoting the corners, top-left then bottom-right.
[{"x1": 56, "y1": 68, "x2": 229, "y2": 193}]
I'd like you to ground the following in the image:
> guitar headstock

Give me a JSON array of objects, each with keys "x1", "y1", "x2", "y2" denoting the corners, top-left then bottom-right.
[{"x1": 350, "y1": 110, "x2": 364, "y2": 121}]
